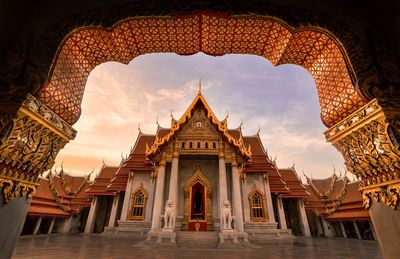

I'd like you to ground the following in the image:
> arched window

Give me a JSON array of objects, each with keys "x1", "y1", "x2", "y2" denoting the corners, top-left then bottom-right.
[
  {"x1": 248, "y1": 187, "x2": 267, "y2": 222},
  {"x1": 205, "y1": 142, "x2": 208, "y2": 149},
  {"x1": 197, "y1": 142, "x2": 201, "y2": 149},
  {"x1": 129, "y1": 185, "x2": 148, "y2": 221},
  {"x1": 189, "y1": 142, "x2": 193, "y2": 148},
  {"x1": 181, "y1": 141, "x2": 185, "y2": 149},
  {"x1": 213, "y1": 142, "x2": 217, "y2": 149}
]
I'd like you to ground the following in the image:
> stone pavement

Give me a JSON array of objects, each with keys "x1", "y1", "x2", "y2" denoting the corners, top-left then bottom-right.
[{"x1": 13, "y1": 234, "x2": 382, "y2": 259}]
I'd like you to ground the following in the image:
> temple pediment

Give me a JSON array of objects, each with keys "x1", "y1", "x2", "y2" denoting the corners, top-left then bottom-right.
[{"x1": 145, "y1": 85, "x2": 251, "y2": 160}]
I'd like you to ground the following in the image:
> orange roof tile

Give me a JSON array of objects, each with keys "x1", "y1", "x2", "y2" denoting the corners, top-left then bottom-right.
[
  {"x1": 86, "y1": 165, "x2": 119, "y2": 195},
  {"x1": 279, "y1": 168, "x2": 310, "y2": 198}
]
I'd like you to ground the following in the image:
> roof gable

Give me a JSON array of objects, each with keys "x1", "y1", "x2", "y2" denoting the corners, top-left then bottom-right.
[{"x1": 145, "y1": 88, "x2": 251, "y2": 159}]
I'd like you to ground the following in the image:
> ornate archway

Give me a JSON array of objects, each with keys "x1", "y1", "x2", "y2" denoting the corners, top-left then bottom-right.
[
  {"x1": 182, "y1": 165, "x2": 213, "y2": 231},
  {"x1": 0, "y1": 2, "x2": 399, "y2": 258}
]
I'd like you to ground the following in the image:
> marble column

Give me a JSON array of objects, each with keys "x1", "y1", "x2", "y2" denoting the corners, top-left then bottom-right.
[
  {"x1": 231, "y1": 157, "x2": 244, "y2": 232},
  {"x1": 340, "y1": 221, "x2": 348, "y2": 238},
  {"x1": 167, "y1": 145, "x2": 179, "y2": 217},
  {"x1": 218, "y1": 147, "x2": 228, "y2": 228},
  {"x1": 84, "y1": 196, "x2": 98, "y2": 233},
  {"x1": 150, "y1": 157, "x2": 166, "y2": 231},
  {"x1": 60, "y1": 216, "x2": 72, "y2": 233},
  {"x1": 263, "y1": 174, "x2": 276, "y2": 223},
  {"x1": 33, "y1": 217, "x2": 42, "y2": 235},
  {"x1": 47, "y1": 217, "x2": 56, "y2": 234},
  {"x1": 277, "y1": 198, "x2": 287, "y2": 230},
  {"x1": 353, "y1": 221, "x2": 362, "y2": 240},
  {"x1": 298, "y1": 199, "x2": 311, "y2": 236},
  {"x1": 120, "y1": 171, "x2": 134, "y2": 221},
  {"x1": 108, "y1": 194, "x2": 120, "y2": 227}
]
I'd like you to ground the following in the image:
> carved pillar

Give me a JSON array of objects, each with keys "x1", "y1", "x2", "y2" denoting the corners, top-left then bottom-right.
[
  {"x1": 120, "y1": 171, "x2": 134, "y2": 221},
  {"x1": 231, "y1": 157, "x2": 244, "y2": 232},
  {"x1": 150, "y1": 155, "x2": 166, "y2": 231},
  {"x1": 84, "y1": 196, "x2": 98, "y2": 233},
  {"x1": 0, "y1": 94, "x2": 75, "y2": 258},
  {"x1": 325, "y1": 98, "x2": 400, "y2": 259},
  {"x1": 166, "y1": 142, "x2": 179, "y2": 224},
  {"x1": 218, "y1": 142, "x2": 228, "y2": 229}
]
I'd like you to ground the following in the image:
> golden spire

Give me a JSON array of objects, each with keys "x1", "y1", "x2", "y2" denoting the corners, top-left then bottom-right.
[{"x1": 198, "y1": 79, "x2": 202, "y2": 95}]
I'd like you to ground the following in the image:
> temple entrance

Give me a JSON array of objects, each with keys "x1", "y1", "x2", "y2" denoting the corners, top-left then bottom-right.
[{"x1": 183, "y1": 165, "x2": 213, "y2": 231}]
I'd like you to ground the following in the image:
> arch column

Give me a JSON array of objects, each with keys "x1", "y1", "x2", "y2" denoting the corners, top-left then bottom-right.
[
  {"x1": 326, "y1": 98, "x2": 400, "y2": 259},
  {"x1": 218, "y1": 144, "x2": 229, "y2": 229},
  {"x1": 231, "y1": 157, "x2": 244, "y2": 232},
  {"x1": 166, "y1": 143, "x2": 179, "y2": 225},
  {"x1": 150, "y1": 155, "x2": 166, "y2": 231}
]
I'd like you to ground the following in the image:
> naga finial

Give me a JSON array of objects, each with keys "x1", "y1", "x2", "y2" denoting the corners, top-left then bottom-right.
[
  {"x1": 138, "y1": 123, "x2": 142, "y2": 134},
  {"x1": 256, "y1": 124, "x2": 261, "y2": 135}
]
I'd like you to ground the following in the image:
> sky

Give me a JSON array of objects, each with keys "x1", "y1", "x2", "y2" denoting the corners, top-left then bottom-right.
[{"x1": 54, "y1": 53, "x2": 347, "y2": 181}]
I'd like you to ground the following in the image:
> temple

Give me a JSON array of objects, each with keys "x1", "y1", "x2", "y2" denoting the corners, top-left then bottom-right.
[
  {"x1": 17, "y1": 85, "x2": 377, "y2": 246},
  {"x1": 82, "y1": 85, "x2": 312, "y2": 244}
]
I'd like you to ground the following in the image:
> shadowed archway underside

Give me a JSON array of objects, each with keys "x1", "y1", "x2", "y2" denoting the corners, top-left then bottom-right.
[{"x1": 40, "y1": 13, "x2": 367, "y2": 127}]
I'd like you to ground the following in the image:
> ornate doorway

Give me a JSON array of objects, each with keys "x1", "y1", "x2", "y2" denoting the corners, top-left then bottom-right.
[{"x1": 183, "y1": 165, "x2": 213, "y2": 231}]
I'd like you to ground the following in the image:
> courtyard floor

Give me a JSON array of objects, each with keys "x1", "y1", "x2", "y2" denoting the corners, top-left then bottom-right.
[{"x1": 13, "y1": 234, "x2": 382, "y2": 259}]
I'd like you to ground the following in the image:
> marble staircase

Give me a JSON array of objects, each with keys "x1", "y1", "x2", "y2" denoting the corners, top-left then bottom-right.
[{"x1": 176, "y1": 231, "x2": 220, "y2": 248}]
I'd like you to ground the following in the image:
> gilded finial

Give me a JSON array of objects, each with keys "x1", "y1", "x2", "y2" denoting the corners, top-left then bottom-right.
[
  {"x1": 156, "y1": 116, "x2": 160, "y2": 127},
  {"x1": 198, "y1": 79, "x2": 202, "y2": 94},
  {"x1": 256, "y1": 124, "x2": 261, "y2": 135},
  {"x1": 138, "y1": 123, "x2": 142, "y2": 134}
]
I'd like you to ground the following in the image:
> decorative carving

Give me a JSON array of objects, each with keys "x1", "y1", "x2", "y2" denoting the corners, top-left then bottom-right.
[
  {"x1": 146, "y1": 89, "x2": 251, "y2": 159},
  {"x1": 163, "y1": 200, "x2": 175, "y2": 230},
  {"x1": 327, "y1": 98, "x2": 400, "y2": 210},
  {"x1": 221, "y1": 200, "x2": 232, "y2": 230},
  {"x1": 362, "y1": 182, "x2": 400, "y2": 210},
  {"x1": 129, "y1": 183, "x2": 148, "y2": 221},
  {"x1": 0, "y1": 95, "x2": 75, "y2": 204},
  {"x1": 37, "y1": 10, "x2": 370, "y2": 127},
  {"x1": 0, "y1": 177, "x2": 37, "y2": 204},
  {"x1": 182, "y1": 164, "x2": 213, "y2": 230}
]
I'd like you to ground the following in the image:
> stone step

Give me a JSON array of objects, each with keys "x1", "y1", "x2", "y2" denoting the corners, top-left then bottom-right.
[{"x1": 176, "y1": 231, "x2": 219, "y2": 248}]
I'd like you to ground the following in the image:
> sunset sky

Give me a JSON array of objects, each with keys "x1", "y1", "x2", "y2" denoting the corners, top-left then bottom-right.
[{"x1": 54, "y1": 53, "x2": 347, "y2": 181}]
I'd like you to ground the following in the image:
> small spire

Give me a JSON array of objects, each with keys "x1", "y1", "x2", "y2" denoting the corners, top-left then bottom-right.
[
  {"x1": 138, "y1": 123, "x2": 142, "y2": 134},
  {"x1": 156, "y1": 116, "x2": 160, "y2": 128},
  {"x1": 256, "y1": 124, "x2": 261, "y2": 136},
  {"x1": 198, "y1": 79, "x2": 202, "y2": 94},
  {"x1": 292, "y1": 160, "x2": 295, "y2": 168},
  {"x1": 238, "y1": 119, "x2": 243, "y2": 129}
]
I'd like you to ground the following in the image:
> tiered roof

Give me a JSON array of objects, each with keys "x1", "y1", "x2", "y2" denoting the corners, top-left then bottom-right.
[
  {"x1": 278, "y1": 167, "x2": 310, "y2": 198},
  {"x1": 303, "y1": 172, "x2": 369, "y2": 221},
  {"x1": 89, "y1": 87, "x2": 291, "y2": 196},
  {"x1": 28, "y1": 169, "x2": 92, "y2": 217}
]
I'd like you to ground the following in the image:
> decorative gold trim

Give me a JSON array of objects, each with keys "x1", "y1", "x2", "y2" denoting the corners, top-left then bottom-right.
[
  {"x1": 362, "y1": 182, "x2": 400, "y2": 210},
  {"x1": 146, "y1": 89, "x2": 251, "y2": 159},
  {"x1": 248, "y1": 184, "x2": 268, "y2": 222},
  {"x1": 0, "y1": 176, "x2": 37, "y2": 204},
  {"x1": 128, "y1": 183, "x2": 148, "y2": 221},
  {"x1": 182, "y1": 164, "x2": 213, "y2": 230}
]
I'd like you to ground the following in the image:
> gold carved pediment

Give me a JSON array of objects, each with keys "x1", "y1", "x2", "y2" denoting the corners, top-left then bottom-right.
[{"x1": 177, "y1": 108, "x2": 221, "y2": 139}]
